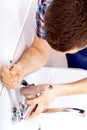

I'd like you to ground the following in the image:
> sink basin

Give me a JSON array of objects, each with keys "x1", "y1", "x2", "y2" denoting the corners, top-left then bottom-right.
[{"x1": 0, "y1": 67, "x2": 87, "y2": 130}]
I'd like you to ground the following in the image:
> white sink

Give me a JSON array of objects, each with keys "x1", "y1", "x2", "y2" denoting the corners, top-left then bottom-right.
[{"x1": 0, "y1": 67, "x2": 87, "y2": 130}]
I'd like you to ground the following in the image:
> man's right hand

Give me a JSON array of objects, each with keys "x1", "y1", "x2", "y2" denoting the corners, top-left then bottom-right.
[{"x1": 0, "y1": 65, "x2": 22, "y2": 89}]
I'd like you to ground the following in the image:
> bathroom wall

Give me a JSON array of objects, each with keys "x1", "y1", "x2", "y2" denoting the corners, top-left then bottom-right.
[{"x1": 0, "y1": 0, "x2": 20, "y2": 66}]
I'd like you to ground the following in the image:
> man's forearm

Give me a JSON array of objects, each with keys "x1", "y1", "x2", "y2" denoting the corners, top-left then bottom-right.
[
  {"x1": 53, "y1": 77, "x2": 87, "y2": 97},
  {"x1": 15, "y1": 36, "x2": 52, "y2": 77},
  {"x1": 16, "y1": 46, "x2": 49, "y2": 76}
]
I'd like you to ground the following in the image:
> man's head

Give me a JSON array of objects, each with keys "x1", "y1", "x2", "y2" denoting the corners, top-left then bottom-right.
[{"x1": 44, "y1": 0, "x2": 87, "y2": 53}]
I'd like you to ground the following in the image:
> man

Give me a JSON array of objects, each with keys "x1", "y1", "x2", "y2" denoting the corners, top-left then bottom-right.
[{"x1": 1, "y1": 0, "x2": 87, "y2": 119}]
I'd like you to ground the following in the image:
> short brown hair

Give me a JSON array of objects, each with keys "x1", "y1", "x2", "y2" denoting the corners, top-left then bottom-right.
[{"x1": 44, "y1": 0, "x2": 87, "y2": 52}]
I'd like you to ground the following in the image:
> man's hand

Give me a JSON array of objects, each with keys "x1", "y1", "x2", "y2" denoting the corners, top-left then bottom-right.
[
  {"x1": 20, "y1": 84, "x2": 57, "y2": 118},
  {"x1": 0, "y1": 65, "x2": 22, "y2": 89}
]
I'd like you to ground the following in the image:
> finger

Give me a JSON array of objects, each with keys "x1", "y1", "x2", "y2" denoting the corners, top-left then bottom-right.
[
  {"x1": 0, "y1": 66, "x2": 10, "y2": 77},
  {"x1": 1, "y1": 67, "x2": 17, "y2": 81},
  {"x1": 1, "y1": 76, "x2": 19, "y2": 88},
  {"x1": 2, "y1": 66, "x2": 9, "y2": 72},
  {"x1": 29, "y1": 104, "x2": 43, "y2": 118},
  {"x1": 25, "y1": 94, "x2": 43, "y2": 105},
  {"x1": 2, "y1": 80, "x2": 18, "y2": 88},
  {"x1": 25, "y1": 98, "x2": 39, "y2": 105},
  {"x1": 3, "y1": 82, "x2": 18, "y2": 89},
  {"x1": 1, "y1": 75, "x2": 18, "y2": 83}
]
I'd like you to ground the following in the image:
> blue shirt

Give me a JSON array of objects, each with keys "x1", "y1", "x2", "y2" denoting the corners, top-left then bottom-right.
[{"x1": 66, "y1": 47, "x2": 87, "y2": 70}]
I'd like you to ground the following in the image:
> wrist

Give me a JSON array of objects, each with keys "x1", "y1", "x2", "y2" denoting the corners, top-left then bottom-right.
[
  {"x1": 52, "y1": 84, "x2": 73, "y2": 97},
  {"x1": 15, "y1": 55, "x2": 31, "y2": 77}
]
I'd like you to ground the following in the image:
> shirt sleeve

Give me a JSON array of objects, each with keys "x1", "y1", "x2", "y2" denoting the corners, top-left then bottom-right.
[{"x1": 36, "y1": 1, "x2": 48, "y2": 39}]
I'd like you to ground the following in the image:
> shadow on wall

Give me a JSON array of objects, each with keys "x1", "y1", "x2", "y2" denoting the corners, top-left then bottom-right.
[{"x1": 18, "y1": 0, "x2": 67, "y2": 68}]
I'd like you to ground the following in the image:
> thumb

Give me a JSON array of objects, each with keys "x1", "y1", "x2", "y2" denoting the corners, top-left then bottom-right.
[
  {"x1": 10, "y1": 64, "x2": 22, "y2": 77},
  {"x1": 10, "y1": 66, "x2": 18, "y2": 75}
]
